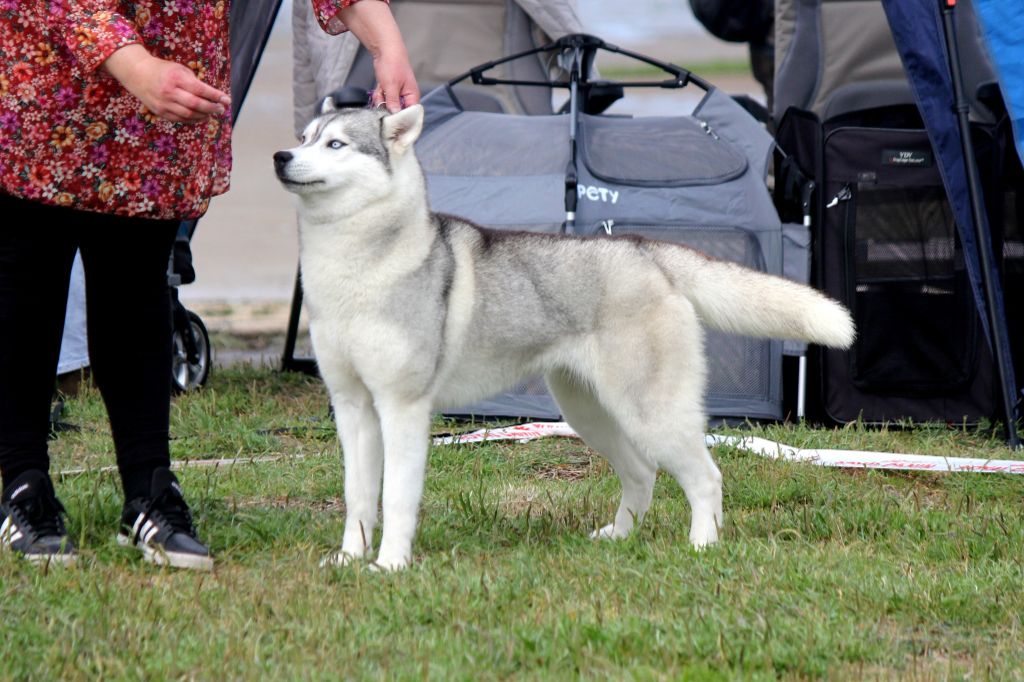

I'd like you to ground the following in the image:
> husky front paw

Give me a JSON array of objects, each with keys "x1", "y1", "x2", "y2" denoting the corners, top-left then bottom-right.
[
  {"x1": 689, "y1": 523, "x2": 720, "y2": 550},
  {"x1": 370, "y1": 553, "x2": 411, "y2": 572},
  {"x1": 319, "y1": 549, "x2": 363, "y2": 568},
  {"x1": 689, "y1": 514, "x2": 721, "y2": 549},
  {"x1": 590, "y1": 523, "x2": 630, "y2": 540},
  {"x1": 689, "y1": 532, "x2": 720, "y2": 550}
]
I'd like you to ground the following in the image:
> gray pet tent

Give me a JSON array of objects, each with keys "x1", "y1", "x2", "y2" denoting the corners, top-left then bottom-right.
[{"x1": 417, "y1": 35, "x2": 809, "y2": 421}]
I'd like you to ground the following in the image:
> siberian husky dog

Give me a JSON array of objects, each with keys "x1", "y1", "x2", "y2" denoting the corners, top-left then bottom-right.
[{"x1": 274, "y1": 101, "x2": 854, "y2": 571}]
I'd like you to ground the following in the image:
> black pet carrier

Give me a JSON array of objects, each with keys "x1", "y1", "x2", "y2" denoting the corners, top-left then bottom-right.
[
  {"x1": 777, "y1": 105, "x2": 1004, "y2": 425},
  {"x1": 772, "y1": 0, "x2": 1021, "y2": 427}
]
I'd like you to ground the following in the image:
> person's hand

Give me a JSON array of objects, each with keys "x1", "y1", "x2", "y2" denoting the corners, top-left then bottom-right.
[
  {"x1": 370, "y1": 50, "x2": 420, "y2": 113},
  {"x1": 338, "y1": 0, "x2": 420, "y2": 112},
  {"x1": 102, "y1": 44, "x2": 231, "y2": 124}
]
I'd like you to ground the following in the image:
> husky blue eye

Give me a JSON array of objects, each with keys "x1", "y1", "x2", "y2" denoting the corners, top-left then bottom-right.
[{"x1": 329, "y1": 140, "x2": 345, "y2": 149}]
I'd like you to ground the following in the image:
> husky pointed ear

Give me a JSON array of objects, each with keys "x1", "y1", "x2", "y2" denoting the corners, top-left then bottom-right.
[
  {"x1": 381, "y1": 105, "x2": 424, "y2": 155},
  {"x1": 320, "y1": 96, "x2": 338, "y2": 115}
]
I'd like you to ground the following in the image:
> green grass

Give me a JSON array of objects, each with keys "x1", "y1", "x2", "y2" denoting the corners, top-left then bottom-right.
[{"x1": 3, "y1": 366, "x2": 1023, "y2": 680}]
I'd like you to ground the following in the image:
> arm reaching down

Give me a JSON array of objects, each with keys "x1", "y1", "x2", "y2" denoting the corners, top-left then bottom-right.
[{"x1": 313, "y1": 0, "x2": 419, "y2": 112}]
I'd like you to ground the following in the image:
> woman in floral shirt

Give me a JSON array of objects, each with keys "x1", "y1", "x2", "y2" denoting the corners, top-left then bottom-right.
[{"x1": 0, "y1": 0, "x2": 418, "y2": 568}]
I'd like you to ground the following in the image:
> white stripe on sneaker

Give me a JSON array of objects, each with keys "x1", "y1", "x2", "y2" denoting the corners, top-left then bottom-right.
[{"x1": 132, "y1": 514, "x2": 147, "y2": 538}]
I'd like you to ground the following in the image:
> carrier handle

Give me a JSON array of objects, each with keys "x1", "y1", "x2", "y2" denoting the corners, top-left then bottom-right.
[{"x1": 448, "y1": 33, "x2": 712, "y2": 93}]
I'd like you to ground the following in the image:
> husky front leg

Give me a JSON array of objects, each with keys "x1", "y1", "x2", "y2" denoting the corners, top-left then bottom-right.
[
  {"x1": 372, "y1": 398, "x2": 432, "y2": 571},
  {"x1": 323, "y1": 386, "x2": 385, "y2": 566}
]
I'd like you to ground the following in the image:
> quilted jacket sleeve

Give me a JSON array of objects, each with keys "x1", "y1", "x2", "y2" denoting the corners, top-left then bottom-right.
[{"x1": 293, "y1": 0, "x2": 316, "y2": 137}]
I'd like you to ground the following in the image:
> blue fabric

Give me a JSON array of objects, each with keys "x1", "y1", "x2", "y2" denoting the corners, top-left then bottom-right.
[
  {"x1": 881, "y1": 0, "x2": 1018, "y2": 413},
  {"x1": 881, "y1": 0, "x2": 996, "y2": 342},
  {"x1": 974, "y1": 0, "x2": 1024, "y2": 167}
]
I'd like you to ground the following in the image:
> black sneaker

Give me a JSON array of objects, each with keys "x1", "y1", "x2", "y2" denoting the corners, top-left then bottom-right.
[
  {"x1": 1, "y1": 470, "x2": 76, "y2": 565},
  {"x1": 117, "y1": 468, "x2": 213, "y2": 571}
]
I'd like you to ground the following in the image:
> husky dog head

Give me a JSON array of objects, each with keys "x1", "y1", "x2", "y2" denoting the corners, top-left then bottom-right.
[{"x1": 273, "y1": 99, "x2": 424, "y2": 204}]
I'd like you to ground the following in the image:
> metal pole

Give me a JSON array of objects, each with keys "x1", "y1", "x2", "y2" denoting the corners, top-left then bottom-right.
[
  {"x1": 939, "y1": 0, "x2": 1020, "y2": 447},
  {"x1": 797, "y1": 180, "x2": 815, "y2": 421},
  {"x1": 564, "y1": 43, "x2": 582, "y2": 233}
]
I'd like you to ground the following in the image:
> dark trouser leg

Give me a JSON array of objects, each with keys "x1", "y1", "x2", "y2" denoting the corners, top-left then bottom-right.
[
  {"x1": 0, "y1": 194, "x2": 78, "y2": 489},
  {"x1": 78, "y1": 215, "x2": 179, "y2": 501}
]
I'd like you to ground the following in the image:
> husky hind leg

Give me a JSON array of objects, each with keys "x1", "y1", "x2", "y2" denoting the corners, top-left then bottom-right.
[
  {"x1": 546, "y1": 370, "x2": 657, "y2": 540},
  {"x1": 619, "y1": 373, "x2": 724, "y2": 549},
  {"x1": 608, "y1": 396, "x2": 723, "y2": 549},
  {"x1": 617, "y1": 361, "x2": 724, "y2": 548},
  {"x1": 585, "y1": 296, "x2": 724, "y2": 549},
  {"x1": 649, "y1": 417, "x2": 723, "y2": 548}
]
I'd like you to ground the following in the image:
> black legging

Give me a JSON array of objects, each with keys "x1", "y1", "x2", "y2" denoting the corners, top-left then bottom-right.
[{"x1": 0, "y1": 192, "x2": 179, "y2": 498}]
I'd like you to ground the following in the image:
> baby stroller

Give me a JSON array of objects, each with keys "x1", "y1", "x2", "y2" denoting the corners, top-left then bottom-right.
[{"x1": 167, "y1": 224, "x2": 210, "y2": 393}]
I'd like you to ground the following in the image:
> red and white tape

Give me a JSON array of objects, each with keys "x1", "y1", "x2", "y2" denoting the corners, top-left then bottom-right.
[
  {"x1": 436, "y1": 422, "x2": 1024, "y2": 475},
  {"x1": 434, "y1": 422, "x2": 580, "y2": 445}
]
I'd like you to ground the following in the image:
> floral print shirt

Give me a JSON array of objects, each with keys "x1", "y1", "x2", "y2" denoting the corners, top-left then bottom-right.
[
  {"x1": 312, "y1": 0, "x2": 383, "y2": 35},
  {"x1": 0, "y1": 0, "x2": 378, "y2": 220}
]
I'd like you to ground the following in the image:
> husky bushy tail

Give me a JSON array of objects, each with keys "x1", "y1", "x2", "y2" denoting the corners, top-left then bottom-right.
[{"x1": 656, "y1": 245, "x2": 855, "y2": 349}]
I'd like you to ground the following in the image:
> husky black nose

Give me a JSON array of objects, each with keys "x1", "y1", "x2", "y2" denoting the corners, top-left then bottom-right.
[{"x1": 273, "y1": 151, "x2": 293, "y2": 172}]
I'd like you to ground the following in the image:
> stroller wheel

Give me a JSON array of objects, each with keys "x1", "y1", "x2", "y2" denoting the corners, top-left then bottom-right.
[{"x1": 171, "y1": 310, "x2": 211, "y2": 393}]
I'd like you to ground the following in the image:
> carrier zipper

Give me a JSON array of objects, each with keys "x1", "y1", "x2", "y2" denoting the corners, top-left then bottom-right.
[
  {"x1": 698, "y1": 120, "x2": 719, "y2": 140},
  {"x1": 825, "y1": 184, "x2": 852, "y2": 209},
  {"x1": 600, "y1": 219, "x2": 615, "y2": 235}
]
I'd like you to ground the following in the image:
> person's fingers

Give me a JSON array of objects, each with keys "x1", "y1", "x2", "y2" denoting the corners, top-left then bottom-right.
[
  {"x1": 149, "y1": 102, "x2": 208, "y2": 123},
  {"x1": 370, "y1": 86, "x2": 385, "y2": 109},
  {"x1": 371, "y1": 75, "x2": 420, "y2": 112},
  {"x1": 174, "y1": 90, "x2": 225, "y2": 118},
  {"x1": 181, "y1": 75, "x2": 231, "y2": 108},
  {"x1": 381, "y1": 81, "x2": 401, "y2": 113},
  {"x1": 161, "y1": 102, "x2": 199, "y2": 123},
  {"x1": 400, "y1": 82, "x2": 421, "y2": 107}
]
